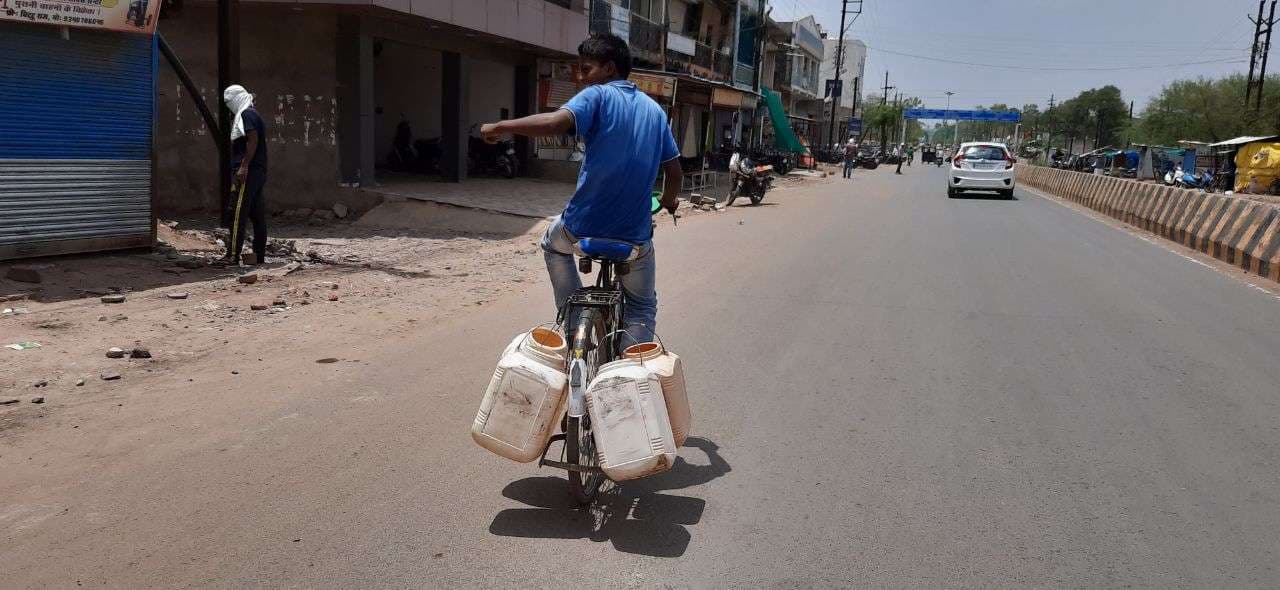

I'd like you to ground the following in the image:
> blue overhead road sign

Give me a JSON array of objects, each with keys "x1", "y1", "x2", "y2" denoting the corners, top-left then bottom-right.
[{"x1": 903, "y1": 108, "x2": 1021, "y2": 122}]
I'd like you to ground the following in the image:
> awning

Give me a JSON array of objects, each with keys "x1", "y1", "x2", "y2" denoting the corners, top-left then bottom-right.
[
  {"x1": 761, "y1": 87, "x2": 806, "y2": 153},
  {"x1": 1209, "y1": 135, "x2": 1280, "y2": 148}
]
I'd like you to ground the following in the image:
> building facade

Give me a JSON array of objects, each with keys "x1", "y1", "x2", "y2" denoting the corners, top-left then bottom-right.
[
  {"x1": 819, "y1": 37, "x2": 866, "y2": 147},
  {"x1": 151, "y1": 0, "x2": 588, "y2": 215}
]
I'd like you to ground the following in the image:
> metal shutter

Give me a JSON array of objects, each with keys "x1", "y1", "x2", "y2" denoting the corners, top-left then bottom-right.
[{"x1": 0, "y1": 23, "x2": 154, "y2": 260}]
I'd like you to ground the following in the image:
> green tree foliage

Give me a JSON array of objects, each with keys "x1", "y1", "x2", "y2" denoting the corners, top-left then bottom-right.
[
  {"x1": 1049, "y1": 86, "x2": 1129, "y2": 151},
  {"x1": 1132, "y1": 74, "x2": 1280, "y2": 145}
]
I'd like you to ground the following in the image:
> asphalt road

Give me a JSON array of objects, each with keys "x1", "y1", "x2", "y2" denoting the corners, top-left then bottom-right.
[{"x1": 6, "y1": 165, "x2": 1280, "y2": 588}]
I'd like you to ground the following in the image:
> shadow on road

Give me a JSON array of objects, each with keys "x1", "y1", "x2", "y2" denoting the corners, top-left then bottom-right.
[
  {"x1": 488, "y1": 436, "x2": 730, "y2": 558},
  {"x1": 952, "y1": 191, "x2": 1019, "y2": 201}
]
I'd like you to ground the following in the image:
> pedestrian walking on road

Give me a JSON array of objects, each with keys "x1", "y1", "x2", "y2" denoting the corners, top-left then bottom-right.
[
  {"x1": 906, "y1": 145, "x2": 914, "y2": 166},
  {"x1": 842, "y1": 138, "x2": 856, "y2": 179},
  {"x1": 221, "y1": 84, "x2": 269, "y2": 266},
  {"x1": 895, "y1": 143, "x2": 905, "y2": 175}
]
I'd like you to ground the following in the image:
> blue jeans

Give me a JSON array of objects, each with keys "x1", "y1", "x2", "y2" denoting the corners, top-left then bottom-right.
[{"x1": 540, "y1": 216, "x2": 658, "y2": 346}]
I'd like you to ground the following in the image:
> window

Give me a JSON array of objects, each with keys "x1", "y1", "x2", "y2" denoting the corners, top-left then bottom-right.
[{"x1": 962, "y1": 145, "x2": 1009, "y2": 160}]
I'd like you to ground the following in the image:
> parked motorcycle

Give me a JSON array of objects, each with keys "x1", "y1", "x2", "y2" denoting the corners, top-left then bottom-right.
[
  {"x1": 856, "y1": 148, "x2": 880, "y2": 169},
  {"x1": 386, "y1": 119, "x2": 443, "y2": 174},
  {"x1": 726, "y1": 150, "x2": 773, "y2": 206},
  {"x1": 467, "y1": 125, "x2": 518, "y2": 178}
]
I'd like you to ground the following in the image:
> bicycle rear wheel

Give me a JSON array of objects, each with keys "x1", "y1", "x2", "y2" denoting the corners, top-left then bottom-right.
[{"x1": 566, "y1": 308, "x2": 606, "y2": 505}]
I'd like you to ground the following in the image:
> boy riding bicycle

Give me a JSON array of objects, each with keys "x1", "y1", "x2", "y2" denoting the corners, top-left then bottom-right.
[{"x1": 481, "y1": 33, "x2": 682, "y2": 344}]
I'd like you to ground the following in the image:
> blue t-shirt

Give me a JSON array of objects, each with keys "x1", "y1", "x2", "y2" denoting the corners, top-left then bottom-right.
[{"x1": 560, "y1": 80, "x2": 680, "y2": 243}]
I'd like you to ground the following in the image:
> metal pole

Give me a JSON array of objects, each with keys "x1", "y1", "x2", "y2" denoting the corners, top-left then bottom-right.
[
  {"x1": 216, "y1": 0, "x2": 240, "y2": 218},
  {"x1": 158, "y1": 33, "x2": 221, "y2": 150},
  {"x1": 1258, "y1": 0, "x2": 1277, "y2": 111},
  {"x1": 1248, "y1": 0, "x2": 1266, "y2": 106},
  {"x1": 827, "y1": 0, "x2": 848, "y2": 150},
  {"x1": 732, "y1": 0, "x2": 741, "y2": 85},
  {"x1": 945, "y1": 91, "x2": 954, "y2": 147}
]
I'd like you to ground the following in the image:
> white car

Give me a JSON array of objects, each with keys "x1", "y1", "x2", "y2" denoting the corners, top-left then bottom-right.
[{"x1": 947, "y1": 142, "x2": 1016, "y2": 199}]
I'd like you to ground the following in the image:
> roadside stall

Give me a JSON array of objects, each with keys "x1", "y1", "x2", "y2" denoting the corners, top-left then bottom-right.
[
  {"x1": 1226, "y1": 136, "x2": 1280, "y2": 194},
  {"x1": 1208, "y1": 135, "x2": 1280, "y2": 194}
]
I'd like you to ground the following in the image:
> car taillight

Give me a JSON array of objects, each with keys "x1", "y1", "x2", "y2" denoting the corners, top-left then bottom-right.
[
  {"x1": 1005, "y1": 155, "x2": 1016, "y2": 169},
  {"x1": 953, "y1": 154, "x2": 965, "y2": 166}
]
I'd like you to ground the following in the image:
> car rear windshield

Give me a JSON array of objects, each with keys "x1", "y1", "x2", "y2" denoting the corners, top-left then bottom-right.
[{"x1": 962, "y1": 145, "x2": 1008, "y2": 160}]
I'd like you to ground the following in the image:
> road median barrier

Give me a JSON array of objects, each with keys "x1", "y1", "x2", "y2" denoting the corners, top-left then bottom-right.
[{"x1": 1018, "y1": 165, "x2": 1280, "y2": 284}]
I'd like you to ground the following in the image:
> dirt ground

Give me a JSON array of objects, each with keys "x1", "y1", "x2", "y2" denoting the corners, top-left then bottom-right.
[{"x1": 0, "y1": 178, "x2": 815, "y2": 433}]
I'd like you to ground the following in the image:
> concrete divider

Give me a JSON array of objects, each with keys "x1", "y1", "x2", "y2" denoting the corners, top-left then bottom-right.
[{"x1": 1017, "y1": 165, "x2": 1280, "y2": 284}]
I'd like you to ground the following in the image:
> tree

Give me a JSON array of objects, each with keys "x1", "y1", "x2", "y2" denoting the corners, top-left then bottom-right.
[
  {"x1": 1132, "y1": 74, "x2": 1280, "y2": 145},
  {"x1": 1053, "y1": 86, "x2": 1127, "y2": 151}
]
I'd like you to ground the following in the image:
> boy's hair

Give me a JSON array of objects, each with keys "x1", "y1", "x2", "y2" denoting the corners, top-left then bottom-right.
[{"x1": 578, "y1": 33, "x2": 631, "y2": 80}]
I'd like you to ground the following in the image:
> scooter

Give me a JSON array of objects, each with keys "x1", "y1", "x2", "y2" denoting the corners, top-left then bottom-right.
[
  {"x1": 1179, "y1": 168, "x2": 1214, "y2": 192},
  {"x1": 726, "y1": 150, "x2": 772, "y2": 206}
]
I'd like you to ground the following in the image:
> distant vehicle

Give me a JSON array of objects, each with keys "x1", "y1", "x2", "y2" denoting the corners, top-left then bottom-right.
[{"x1": 947, "y1": 142, "x2": 1016, "y2": 199}]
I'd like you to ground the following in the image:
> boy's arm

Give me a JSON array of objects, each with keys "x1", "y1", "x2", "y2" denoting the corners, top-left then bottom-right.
[
  {"x1": 660, "y1": 158, "x2": 682, "y2": 213},
  {"x1": 480, "y1": 111, "x2": 574, "y2": 142}
]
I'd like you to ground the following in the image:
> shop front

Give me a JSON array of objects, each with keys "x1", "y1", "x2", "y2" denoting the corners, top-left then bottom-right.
[{"x1": 1, "y1": 8, "x2": 162, "y2": 260}]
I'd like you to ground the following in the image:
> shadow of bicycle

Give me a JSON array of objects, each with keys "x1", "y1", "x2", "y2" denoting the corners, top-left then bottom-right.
[{"x1": 488, "y1": 436, "x2": 730, "y2": 558}]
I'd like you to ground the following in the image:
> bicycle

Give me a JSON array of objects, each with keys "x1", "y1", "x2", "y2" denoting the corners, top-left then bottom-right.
[
  {"x1": 533, "y1": 237, "x2": 635, "y2": 504},
  {"x1": 538, "y1": 202, "x2": 670, "y2": 505}
]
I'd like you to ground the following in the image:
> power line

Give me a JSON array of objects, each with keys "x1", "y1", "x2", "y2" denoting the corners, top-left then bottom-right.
[{"x1": 864, "y1": 45, "x2": 1246, "y2": 72}]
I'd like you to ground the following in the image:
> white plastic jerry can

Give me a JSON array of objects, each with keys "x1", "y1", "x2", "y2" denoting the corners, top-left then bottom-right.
[
  {"x1": 471, "y1": 328, "x2": 569, "y2": 463},
  {"x1": 622, "y1": 342, "x2": 691, "y2": 447},
  {"x1": 586, "y1": 358, "x2": 677, "y2": 481}
]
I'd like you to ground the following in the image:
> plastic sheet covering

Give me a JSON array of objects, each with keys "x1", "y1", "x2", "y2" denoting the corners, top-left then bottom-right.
[
  {"x1": 1234, "y1": 142, "x2": 1280, "y2": 193},
  {"x1": 761, "y1": 88, "x2": 807, "y2": 154}
]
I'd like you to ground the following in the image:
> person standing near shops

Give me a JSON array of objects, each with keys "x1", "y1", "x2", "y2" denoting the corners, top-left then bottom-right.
[
  {"x1": 842, "y1": 138, "x2": 857, "y2": 179},
  {"x1": 221, "y1": 84, "x2": 269, "y2": 266}
]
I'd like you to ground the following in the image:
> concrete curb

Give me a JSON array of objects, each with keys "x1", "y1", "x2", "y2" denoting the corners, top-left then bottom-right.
[{"x1": 1018, "y1": 165, "x2": 1280, "y2": 284}]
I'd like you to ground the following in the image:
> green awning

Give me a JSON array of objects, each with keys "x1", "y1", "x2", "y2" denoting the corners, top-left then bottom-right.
[{"x1": 762, "y1": 87, "x2": 807, "y2": 154}]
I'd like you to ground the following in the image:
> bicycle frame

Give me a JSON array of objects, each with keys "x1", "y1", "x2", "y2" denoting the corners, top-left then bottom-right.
[{"x1": 538, "y1": 257, "x2": 626, "y2": 478}]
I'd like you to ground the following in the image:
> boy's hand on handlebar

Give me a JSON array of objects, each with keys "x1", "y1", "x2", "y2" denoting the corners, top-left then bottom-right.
[{"x1": 660, "y1": 195, "x2": 679, "y2": 215}]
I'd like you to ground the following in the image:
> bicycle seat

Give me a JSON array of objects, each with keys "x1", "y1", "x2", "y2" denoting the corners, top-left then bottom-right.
[{"x1": 577, "y1": 238, "x2": 636, "y2": 262}]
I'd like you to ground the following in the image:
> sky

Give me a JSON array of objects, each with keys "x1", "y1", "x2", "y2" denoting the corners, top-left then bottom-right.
[{"x1": 772, "y1": 0, "x2": 1259, "y2": 114}]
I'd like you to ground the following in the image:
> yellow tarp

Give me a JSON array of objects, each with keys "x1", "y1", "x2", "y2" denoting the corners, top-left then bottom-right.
[{"x1": 1235, "y1": 142, "x2": 1280, "y2": 192}]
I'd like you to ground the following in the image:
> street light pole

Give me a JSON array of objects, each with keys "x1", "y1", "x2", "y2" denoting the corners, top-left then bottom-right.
[{"x1": 945, "y1": 91, "x2": 955, "y2": 147}]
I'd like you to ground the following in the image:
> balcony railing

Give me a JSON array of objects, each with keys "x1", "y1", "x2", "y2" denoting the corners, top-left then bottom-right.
[
  {"x1": 664, "y1": 41, "x2": 731, "y2": 82},
  {"x1": 629, "y1": 13, "x2": 663, "y2": 61},
  {"x1": 772, "y1": 54, "x2": 792, "y2": 89}
]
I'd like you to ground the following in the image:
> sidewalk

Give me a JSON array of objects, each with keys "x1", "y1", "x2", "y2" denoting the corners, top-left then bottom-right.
[{"x1": 367, "y1": 175, "x2": 574, "y2": 219}]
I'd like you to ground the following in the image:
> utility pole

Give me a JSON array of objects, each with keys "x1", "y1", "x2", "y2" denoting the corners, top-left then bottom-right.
[
  {"x1": 1246, "y1": 0, "x2": 1278, "y2": 110},
  {"x1": 826, "y1": 0, "x2": 862, "y2": 149},
  {"x1": 1127, "y1": 100, "x2": 1134, "y2": 148},
  {"x1": 1043, "y1": 94, "x2": 1055, "y2": 162},
  {"x1": 879, "y1": 71, "x2": 893, "y2": 145},
  {"x1": 1260, "y1": 0, "x2": 1277, "y2": 110},
  {"x1": 945, "y1": 90, "x2": 955, "y2": 147}
]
